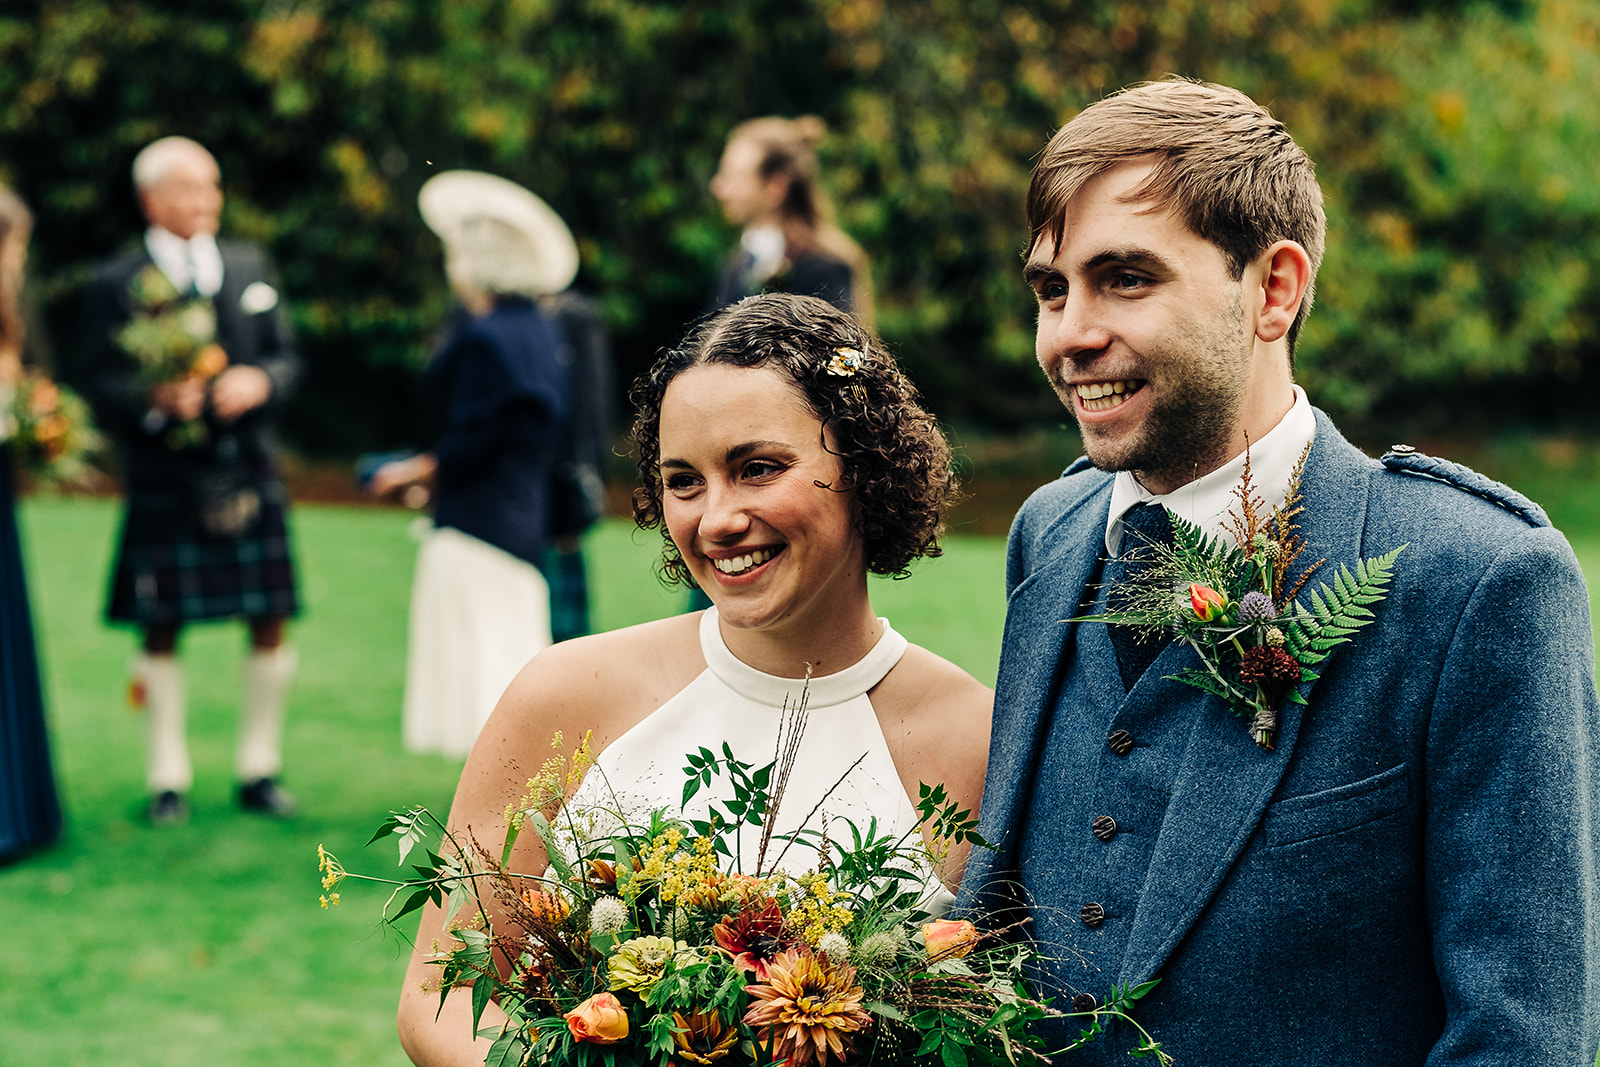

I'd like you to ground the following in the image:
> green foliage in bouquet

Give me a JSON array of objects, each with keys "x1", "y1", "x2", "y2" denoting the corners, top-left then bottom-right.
[
  {"x1": 2, "y1": 369, "x2": 103, "y2": 489},
  {"x1": 115, "y1": 265, "x2": 231, "y2": 450},
  {"x1": 320, "y1": 723, "x2": 1169, "y2": 1066},
  {"x1": 1080, "y1": 447, "x2": 1405, "y2": 750}
]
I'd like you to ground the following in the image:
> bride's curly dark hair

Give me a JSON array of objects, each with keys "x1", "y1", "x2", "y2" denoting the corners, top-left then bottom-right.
[{"x1": 631, "y1": 293, "x2": 957, "y2": 586}]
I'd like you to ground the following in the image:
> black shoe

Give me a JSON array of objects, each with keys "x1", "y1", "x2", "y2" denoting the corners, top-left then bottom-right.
[
  {"x1": 149, "y1": 790, "x2": 189, "y2": 826},
  {"x1": 238, "y1": 777, "x2": 297, "y2": 817}
]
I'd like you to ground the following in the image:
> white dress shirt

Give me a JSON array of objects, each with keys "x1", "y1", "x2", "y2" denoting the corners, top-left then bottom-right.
[
  {"x1": 144, "y1": 227, "x2": 223, "y2": 298},
  {"x1": 739, "y1": 224, "x2": 787, "y2": 288},
  {"x1": 1104, "y1": 385, "x2": 1316, "y2": 556}
]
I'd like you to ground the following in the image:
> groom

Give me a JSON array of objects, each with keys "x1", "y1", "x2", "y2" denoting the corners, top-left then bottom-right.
[{"x1": 960, "y1": 78, "x2": 1600, "y2": 1064}]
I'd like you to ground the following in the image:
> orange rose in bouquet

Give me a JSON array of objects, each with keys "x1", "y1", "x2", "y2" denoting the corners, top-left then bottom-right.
[{"x1": 564, "y1": 992, "x2": 629, "y2": 1044}]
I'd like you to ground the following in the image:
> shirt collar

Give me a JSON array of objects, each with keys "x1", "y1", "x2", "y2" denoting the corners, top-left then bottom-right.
[
  {"x1": 1105, "y1": 384, "x2": 1315, "y2": 556},
  {"x1": 739, "y1": 224, "x2": 786, "y2": 286},
  {"x1": 144, "y1": 227, "x2": 223, "y2": 297}
]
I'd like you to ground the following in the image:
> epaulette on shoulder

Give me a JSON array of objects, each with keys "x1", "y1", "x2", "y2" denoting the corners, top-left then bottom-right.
[
  {"x1": 1061, "y1": 455, "x2": 1096, "y2": 477},
  {"x1": 1379, "y1": 444, "x2": 1550, "y2": 528}
]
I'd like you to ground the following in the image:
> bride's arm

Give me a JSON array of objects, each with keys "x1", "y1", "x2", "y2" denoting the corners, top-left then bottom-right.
[
  {"x1": 396, "y1": 635, "x2": 613, "y2": 1065},
  {"x1": 396, "y1": 617, "x2": 702, "y2": 1066}
]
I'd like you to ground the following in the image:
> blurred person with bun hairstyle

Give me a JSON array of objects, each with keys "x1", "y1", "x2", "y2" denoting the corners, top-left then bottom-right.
[
  {"x1": 0, "y1": 181, "x2": 63, "y2": 863},
  {"x1": 708, "y1": 115, "x2": 873, "y2": 326}
]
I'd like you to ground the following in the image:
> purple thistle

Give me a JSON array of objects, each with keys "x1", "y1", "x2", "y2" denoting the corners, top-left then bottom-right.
[{"x1": 1238, "y1": 590, "x2": 1277, "y2": 623}]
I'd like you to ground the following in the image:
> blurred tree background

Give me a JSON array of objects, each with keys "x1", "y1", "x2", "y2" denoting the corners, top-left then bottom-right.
[{"x1": 2, "y1": 0, "x2": 1596, "y2": 460}]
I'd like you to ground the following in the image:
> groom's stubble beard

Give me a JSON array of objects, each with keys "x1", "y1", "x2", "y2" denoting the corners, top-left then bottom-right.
[{"x1": 1064, "y1": 288, "x2": 1252, "y2": 492}]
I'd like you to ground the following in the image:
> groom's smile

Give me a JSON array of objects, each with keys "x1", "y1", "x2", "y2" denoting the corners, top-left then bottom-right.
[{"x1": 1075, "y1": 378, "x2": 1146, "y2": 413}]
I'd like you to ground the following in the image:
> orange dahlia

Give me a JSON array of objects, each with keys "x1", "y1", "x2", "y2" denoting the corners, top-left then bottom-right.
[{"x1": 743, "y1": 948, "x2": 873, "y2": 1067}]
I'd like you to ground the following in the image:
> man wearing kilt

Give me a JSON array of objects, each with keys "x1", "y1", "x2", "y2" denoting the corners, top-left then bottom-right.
[{"x1": 77, "y1": 137, "x2": 300, "y2": 825}]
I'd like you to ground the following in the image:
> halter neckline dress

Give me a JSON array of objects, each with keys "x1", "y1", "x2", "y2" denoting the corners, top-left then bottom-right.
[{"x1": 558, "y1": 608, "x2": 953, "y2": 912}]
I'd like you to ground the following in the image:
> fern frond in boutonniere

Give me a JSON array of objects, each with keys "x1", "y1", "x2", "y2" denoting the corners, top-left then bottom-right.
[{"x1": 1077, "y1": 444, "x2": 1407, "y2": 750}]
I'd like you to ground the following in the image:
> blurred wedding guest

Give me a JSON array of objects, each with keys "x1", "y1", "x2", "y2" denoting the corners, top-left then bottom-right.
[
  {"x1": 708, "y1": 115, "x2": 873, "y2": 324},
  {"x1": 0, "y1": 182, "x2": 63, "y2": 863},
  {"x1": 76, "y1": 137, "x2": 301, "y2": 825},
  {"x1": 368, "y1": 171, "x2": 576, "y2": 759}
]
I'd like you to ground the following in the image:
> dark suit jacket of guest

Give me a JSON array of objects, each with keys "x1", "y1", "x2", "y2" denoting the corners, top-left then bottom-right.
[
  {"x1": 958, "y1": 410, "x2": 1600, "y2": 1065},
  {"x1": 427, "y1": 297, "x2": 568, "y2": 568},
  {"x1": 709, "y1": 246, "x2": 854, "y2": 315},
  {"x1": 75, "y1": 240, "x2": 300, "y2": 484}
]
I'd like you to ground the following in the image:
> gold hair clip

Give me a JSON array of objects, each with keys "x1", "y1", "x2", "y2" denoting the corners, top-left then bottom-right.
[{"x1": 825, "y1": 346, "x2": 867, "y2": 376}]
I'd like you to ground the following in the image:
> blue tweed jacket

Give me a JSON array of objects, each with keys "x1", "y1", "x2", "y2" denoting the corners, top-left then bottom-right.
[{"x1": 958, "y1": 410, "x2": 1600, "y2": 1065}]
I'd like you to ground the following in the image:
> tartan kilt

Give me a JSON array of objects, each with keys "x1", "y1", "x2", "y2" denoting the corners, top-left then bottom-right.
[{"x1": 106, "y1": 470, "x2": 300, "y2": 626}]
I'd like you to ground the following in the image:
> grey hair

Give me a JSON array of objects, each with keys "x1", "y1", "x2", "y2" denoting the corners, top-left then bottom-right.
[
  {"x1": 131, "y1": 136, "x2": 216, "y2": 191},
  {"x1": 443, "y1": 217, "x2": 550, "y2": 298}
]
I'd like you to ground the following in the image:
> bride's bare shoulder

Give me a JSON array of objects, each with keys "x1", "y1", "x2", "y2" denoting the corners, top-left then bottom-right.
[
  {"x1": 482, "y1": 613, "x2": 706, "y2": 755},
  {"x1": 880, "y1": 644, "x2": 993, "y2": 725},
  {"x1": 871, "y1": 643, "x2": 993, "y2": 804}
]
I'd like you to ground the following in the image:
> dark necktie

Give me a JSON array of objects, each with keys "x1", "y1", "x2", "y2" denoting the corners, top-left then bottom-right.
[
  {"x1": 181, "y1": 244, "x2": 201, "y2": 298},
  {"x1": 1105, "y1": 502, "x2": 1175, "y2": 691}
]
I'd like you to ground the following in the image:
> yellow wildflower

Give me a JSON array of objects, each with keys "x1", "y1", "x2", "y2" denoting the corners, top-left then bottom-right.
[
  {"x1": 317, "y1": 844, "x2": 345, "y2": 894},
  {"x1": 505, "y1": 730, "x2": 595, "y2": 826},
  {"x1": 787, "y1": 873, "x2": 853, "y2": 944}
]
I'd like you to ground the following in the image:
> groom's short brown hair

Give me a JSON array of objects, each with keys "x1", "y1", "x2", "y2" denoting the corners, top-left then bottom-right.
[{"x1": 1026, "y1": 77, "x2": 1327, "y2": 351}]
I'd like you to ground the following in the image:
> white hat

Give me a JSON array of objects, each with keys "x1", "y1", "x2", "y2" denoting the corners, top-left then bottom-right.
[{"x1": 418, "y1": 170, "x2": 579, "y2": 296}]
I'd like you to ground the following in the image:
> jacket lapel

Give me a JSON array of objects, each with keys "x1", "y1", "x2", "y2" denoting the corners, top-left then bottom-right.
[
  {"x1": 1117, "y1": 411, "x2": 1374, "y2": 983},
  {"x1": 968, "y1": 480, "x2": 1112, "y2": 893},
  {"x1": 213, "y1": 244, "x2": 245, "y2": 354}
]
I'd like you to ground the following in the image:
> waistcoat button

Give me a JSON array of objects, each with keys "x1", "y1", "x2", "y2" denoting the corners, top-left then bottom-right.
[
  {"x1": 1092, "y1": 815, "x2": 1118, "y2": 842},
  {"x1": 1107, "y1": 729, "x2": 1135, "y2": 756},
  {"x1": 1071, "y1": 993, "x2": 1099, "y2": 1013},
  {"x1": 1080, "y1": 902, "x2": 1106, "y2": 928}
]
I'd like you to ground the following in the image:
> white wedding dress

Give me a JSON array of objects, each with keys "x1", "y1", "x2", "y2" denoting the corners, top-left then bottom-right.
[{"x1": 557, "y1": 608, "x2": 954, "y2": 913}]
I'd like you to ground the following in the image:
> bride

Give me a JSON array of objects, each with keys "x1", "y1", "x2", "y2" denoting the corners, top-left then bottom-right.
[{"x1": 397, "y1": 292, "x2": 993, "y2": 1065}]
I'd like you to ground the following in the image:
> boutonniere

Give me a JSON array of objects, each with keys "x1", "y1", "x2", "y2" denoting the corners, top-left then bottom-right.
[{"x1": 1081, "y1": 446, "x2": 1406, "y2": 750}]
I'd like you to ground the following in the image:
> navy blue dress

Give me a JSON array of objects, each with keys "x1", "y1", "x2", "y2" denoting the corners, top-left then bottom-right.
[{"x1": 0, "y1": 445, "x2": 62, "y2": 862}]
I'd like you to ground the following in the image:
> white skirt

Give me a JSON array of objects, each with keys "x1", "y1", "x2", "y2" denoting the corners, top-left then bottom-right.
[{"x1": 402, "y1": 526, "x2": 551, "y2": 759}]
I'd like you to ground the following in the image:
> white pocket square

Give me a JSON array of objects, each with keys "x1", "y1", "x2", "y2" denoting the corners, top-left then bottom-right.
[{"x1": 239, "y1": 281, "x2": 279, "y2": 314}]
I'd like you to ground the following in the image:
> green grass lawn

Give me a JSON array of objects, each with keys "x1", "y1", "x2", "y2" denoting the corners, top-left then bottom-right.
[
  {"x1": 1, "y1": 481, "x2": 1595, "y2": 1066},
  {"x1": 0, "y1": 498, "x2": 1005, "y2": 1066}
]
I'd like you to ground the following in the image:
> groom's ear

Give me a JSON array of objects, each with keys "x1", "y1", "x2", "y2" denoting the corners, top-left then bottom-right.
[{"x1": 1252, "y1": 241, "x2": 1312, "y2": 345}]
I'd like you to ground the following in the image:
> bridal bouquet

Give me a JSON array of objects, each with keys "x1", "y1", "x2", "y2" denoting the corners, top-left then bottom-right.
[
  {"x1": 320, "y1": 726, "x2": 1167, "y2": 1066},
  {"x1": 1083, "y1": 447, "x2": 1404, "y2": 749},
  {"x1": 1, "y1": 369, "x2": 102, "y2": 488},
  {"x1": 116, "y1": 264, "x2": 229, "y2": 449}
]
